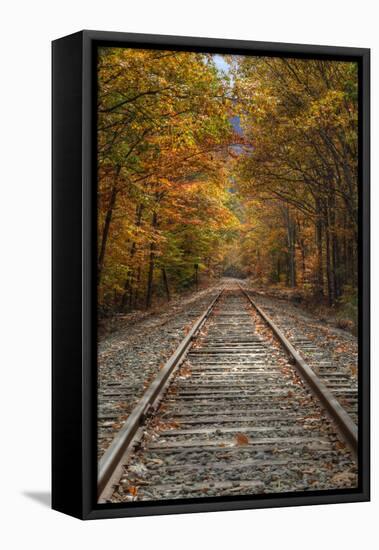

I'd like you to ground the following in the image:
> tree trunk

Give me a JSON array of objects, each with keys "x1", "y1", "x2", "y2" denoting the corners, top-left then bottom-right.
[
  {"x1": 132, "y1": 266, "x2": 141, "y2": 309},
  {"x1": 328, "y1": 188, "x2": 341, "y2": 301},
  {"x1": 296, "y1": 221, "x2": 306, "y2": 285},
  {"x1": 162, "y1": 268, "x2": 171, "y2": 301},
  {"x1": 120, "y1": 203, "x2": 144, "y2": 310},
  {"x1": 285, "y1": 207, "x2": 296, "y2": 288},
  {"x1": 98, "y1": 165, "x2": 120, "y2": 279},
  {"x1": 324, "y1": 209, "x2": 334, "y2": 306},
  {"x1": 146, "y1": 211, "x2": 158, "y2": 309},
  {"x1": 332, "y1": 231, "x2": 341, "y2": 300},
  {"x1": 341, "y1": 212, "x2": 348, "y2": 289},
  {"x1": 315, "y1": 205, "x2": 324, "y2": 299}
]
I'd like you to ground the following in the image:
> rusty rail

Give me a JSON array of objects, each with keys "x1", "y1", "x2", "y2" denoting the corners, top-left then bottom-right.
[
  {"x1": 98, "y1": 287, "x2": 224, "y2": 498},
  {"x1": 239, "y1": 284, "x2": 358, "y2": 454}
]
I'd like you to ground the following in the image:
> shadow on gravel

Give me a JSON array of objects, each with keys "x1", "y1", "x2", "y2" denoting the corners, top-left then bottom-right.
[{"x1": 22, "y1": 491, "x2": 51, "y2": 507}]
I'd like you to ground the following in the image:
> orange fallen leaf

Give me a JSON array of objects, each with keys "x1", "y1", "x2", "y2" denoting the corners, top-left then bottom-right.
[
  {"x1": 128, "y1": 486, "x2": 139, "y2": 497},
  {"x1": 180, "y1": 366, "x2": 192, "y2": 377},
  {"x1": 157, "y1": 421, "x2": 180, "y2": 430},
  {"x1": 331, "y1": 471, "x2": 357, "y2": 486},
  {"x1": 235, "y1": 433, "x2": 249, "y2": 446}
]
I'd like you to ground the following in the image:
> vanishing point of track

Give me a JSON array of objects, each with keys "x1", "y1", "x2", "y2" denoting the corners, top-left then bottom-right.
[{"x1": 98, "y1": 281, "x2": 358, "y2": 502}]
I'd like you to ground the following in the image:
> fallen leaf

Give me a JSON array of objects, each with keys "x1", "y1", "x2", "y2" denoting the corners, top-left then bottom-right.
[
  {"x1": 235, "y1": 433, "x2": 249, "y2": 446},
  {"x1": 128, "y1": 486, "x2": 139, "y2": 497},
  {"x1": 180, "y1": 366, "x2": 192, "y2": 377},
  {"x1": 331, "y1": 471, "x2": 357, "y2": 486}
]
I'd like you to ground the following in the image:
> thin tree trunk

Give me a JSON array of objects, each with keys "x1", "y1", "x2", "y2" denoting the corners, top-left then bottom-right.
[
  {"x1": 315, "y1": 204, "x2": 324, "y2": 299},
  {"x1": 277, "y1": 257, "x2": 281, "y2": 283},
  {"x1": 161, "y1": 268, "x2": 171, "y2": 301},
  {"x1": 146, "y1": 211, "x2": 158, "y2": 309},
  {"x1": 132, "y1": 266, "x2": 141, "y2": 309},
  {"x1": 285, "y1": 207, "x2": 296, "y2": 288},
  {"x1": 120, "y1": 203, "x2": 144, "y2": 310},
  {"x1": 324, "y1": 208, "x2": 334, "y2": 306},
  {"x1": 296, "y1": 220, "x2": 306, "y2": 285},
  {"x1": 329, "y1": 188, "x2": 341, "y2": 301},
  {"x1": 332, "y1": 232, "x2": 341, "y2": 300},
  {"x1": 98, "y1": 165, "x2": 121, "y2": 279},
  {"x1": 341, "y1": 212, "x2": 347, "y2": 289},
  {"x1": 301, "y1": 245, "x2": 306, "y2": 284}
]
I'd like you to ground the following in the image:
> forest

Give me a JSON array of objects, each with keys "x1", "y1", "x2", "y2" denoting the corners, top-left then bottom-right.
[{"x1": 97, "y1": 47, "x2": 358, "y2": 322}]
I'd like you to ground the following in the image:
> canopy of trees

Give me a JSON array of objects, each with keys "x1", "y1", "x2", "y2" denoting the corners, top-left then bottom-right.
[
  {"x1": 233, "y1": 57, "x2": 358, "y2": 306},
  {"x1": 97, "y1": 47, "x2": 358, "y2": 313}
]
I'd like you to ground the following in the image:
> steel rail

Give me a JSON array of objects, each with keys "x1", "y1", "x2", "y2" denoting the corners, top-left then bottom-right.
[
  {"x1": 239, "y1": 284, "x2": 358, "y2": 454},
  {"x1": 98, "y1": 287, "x2": 225, "y2": 497}
]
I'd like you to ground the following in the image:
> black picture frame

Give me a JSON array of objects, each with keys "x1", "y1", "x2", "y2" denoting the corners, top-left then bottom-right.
[{"x1": 52, "y1": 30, "x2": 370, "y2": 520}]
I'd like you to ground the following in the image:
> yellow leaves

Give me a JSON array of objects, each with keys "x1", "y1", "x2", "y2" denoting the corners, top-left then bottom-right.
[{"x1": 97, "y1": 48, "x2": 358, "y2": 321}]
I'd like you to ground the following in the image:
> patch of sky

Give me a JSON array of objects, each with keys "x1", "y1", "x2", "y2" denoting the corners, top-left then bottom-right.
[
  {"x1": 213, "y1": 54, "x2": 231, "y2": 74},
  {"x1": 230, "y1": 115, "x2": 243, "y2": 135},
  {"x1": 212, "y1": 54, "x2": 248, "y2": 153}
]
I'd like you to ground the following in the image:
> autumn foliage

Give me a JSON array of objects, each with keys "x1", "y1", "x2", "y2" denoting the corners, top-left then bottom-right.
[
  {"x1": 232, "y1": 57, "x2": 358, "y2": 308},
  {"x1": 97, "y1": 48, "x2": 358, "y2": 315}
]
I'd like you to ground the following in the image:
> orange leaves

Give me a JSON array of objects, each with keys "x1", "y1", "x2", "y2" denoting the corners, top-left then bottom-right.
[
  {"x1": 128, "y1": 486, "x2": 139, "y2": 497},
  {"x1": 335, "y1": 440, "x2": 347, "y2": 451},
  {"x1": 97, "y1": 46, "x2": 242, "y2": 312},
  {"x1": 179, "y1": 365, "x2": 192, "y2": 378},
  {"x1": 235, "y1": 433, "x2": 249, "y2": 446},
  {"x1": 331, "y1": 471, "x2": 357, "y2": 487},
  {"x1": 154, "y1": 420, "x2": 180, "y2": 431},
  {"x1": 334, "y1": 345, "x2": 348, "y2": 354}
]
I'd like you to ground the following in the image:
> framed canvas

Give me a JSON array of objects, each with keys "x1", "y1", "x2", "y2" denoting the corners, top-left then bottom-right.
[{"x1": 52, "y1": 30, "x2": 370, "y2": 520}]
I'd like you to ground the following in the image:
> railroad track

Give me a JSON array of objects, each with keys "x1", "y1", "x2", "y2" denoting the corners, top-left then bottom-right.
[
  {"x1": 98, "y1": 281, "x2": 358, "y2": 502},
  {"x1": 246, "y1": 291, "x2": 358, "y2": 425}
]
